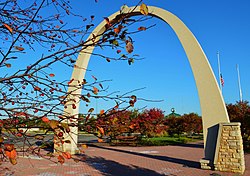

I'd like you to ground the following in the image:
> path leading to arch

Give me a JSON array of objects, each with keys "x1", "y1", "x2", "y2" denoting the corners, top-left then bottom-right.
[{"x1": 2, "y1": 142, "x2": 249, "y2": 176}]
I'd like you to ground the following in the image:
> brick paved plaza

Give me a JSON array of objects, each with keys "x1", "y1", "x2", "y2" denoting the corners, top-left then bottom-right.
[{"x1": 0, "y1": 141, "x2": 249, "y2": 176}]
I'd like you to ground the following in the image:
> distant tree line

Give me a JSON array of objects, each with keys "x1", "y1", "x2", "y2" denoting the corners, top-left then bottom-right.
[
  {"x1": 79, "y1": 108, "x2": 202, "y2": 139},
  {"x1": 5, "y1": 101, "x2": 249, "y2": 150},
  {"x1": 79, "y1": 101, "x2": 250, "y2": 150}
]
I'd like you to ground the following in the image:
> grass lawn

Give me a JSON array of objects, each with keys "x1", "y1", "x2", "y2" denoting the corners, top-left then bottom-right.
[{"x1": 139, "y1": 135, "x2": 203, "y2": 146}]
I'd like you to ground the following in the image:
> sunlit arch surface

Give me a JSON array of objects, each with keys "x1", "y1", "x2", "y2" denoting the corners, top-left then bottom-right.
[{"x1": 62, "y1": 6, "x2": 230, "y2": 154}]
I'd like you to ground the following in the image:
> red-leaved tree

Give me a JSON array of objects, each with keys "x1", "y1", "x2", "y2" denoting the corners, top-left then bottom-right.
[
  {"x1": 182, "y1": 113, "x2": 202, "y2": 135},
  {"x1": 227, "y1": 101, "x2": 250, "y2": 150},
  {"x1": 134, "y1": 108, "x2": 166, "y2": 137}
]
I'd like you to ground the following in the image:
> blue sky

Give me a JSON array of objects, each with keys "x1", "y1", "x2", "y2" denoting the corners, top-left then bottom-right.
[
  {"x1": 65, "y1": 0, "x2": 250, "y2": 116},
  {"x1": 4, "y1": 0, "x2": 249, "y2": 116}
]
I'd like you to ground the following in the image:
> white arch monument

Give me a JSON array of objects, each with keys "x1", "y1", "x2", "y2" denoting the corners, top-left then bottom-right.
[{"x1": 56, "y1": 6, "x2": 249, "y2": 173}]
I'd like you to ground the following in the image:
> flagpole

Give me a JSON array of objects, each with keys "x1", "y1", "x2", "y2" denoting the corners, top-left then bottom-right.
[
  {"x1": 217, "y1": 51, "x2": 222, "y2": 93},
  {"x1": 236, "y1": 64, "x2": 243, "y2": 102}
]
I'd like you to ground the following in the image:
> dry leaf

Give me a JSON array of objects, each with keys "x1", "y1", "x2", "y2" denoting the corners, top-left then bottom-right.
[
  {"x1": 114, "y1": 25, "x2": 123, "y2": 34},
  {"x1": 82, "y1": 144, "x2": 88, "y2": 149},
  {"x1": 104, "y1": 17, "x2": 111, "y2": 28},
  {"x1": 131, "y1": 95, "x2": 137, "y2": 102},
  {"x1": 58, "y1": 155, "x2": 65, "y2": 164},
  {"x1": 5, "y1": 63, "x2": 11, "y2": 68},
  {"x1": 62, "y1": 152, "x2": 71, "y2": 159},
  {"x1": 112, "y1": 40, "x2": 119, "y2": 46},
  {"x1": 3, "y1": 23, "x2": 13, "y2": 33},
  {"x1": 48, "y1": 120, "x2": 59, "y2": 129},
  {"x1": 68, "y1": 78, "x2": 74, "y2": 85},
  {"x1": 129, "y1": 100, "x2": 135, "y2": 107},
  {"x1": 138, "y1": 26, "x2": 146, "y2": 31},
  {"x1": 64, "y1": 140, "x2": 71, "y2": 144},
  {"x1": 91, "y1": 75, "x2": 97, "y2": 81},
  {"x1": 92, "y1": 33, "x2": 96, "y2": 42},
  {"x1": 4, "y1": 144, "x2": 14, "y2": 152},
  {"x1": 42, "y1": 116, "x2": 50, "y2": 123},
  {"x1": 14, "y1": 46, "x2": 25, "y2": 51},
  {"x1": 88, "y1": 108, "x2": 94, "y2": 113},
  {"x1": 100, "y1": 109, "x2": 105, "y2": 115},
  {"x1": 93, "y1": 87, "x2": 99, "y2": 95},
  {"x1": 99, "y1": 83, "x2": 103, "y2": 89},
  {"x1": 49, "y1": 73, "x2": 55, "y2": 77},
  {"x1": 126, "y1": 41, "x2": 134, "y2": 53},
  {"x1": 5, "y1": 148, "x2": 17, "y2": 165},
  {"x1": 34, "y1": 86, "x2": 41, "y2": 91},
  {"x1": 106, "y1": 58, "x2": 111, "y2": 62},
  {"x1": 9, "y1": 158, "x2": 17, "y2": 165},
  {"x1": 97, "y1": 126, "x2": 104, "y2": 135},
  {"x1": 6, "y1": 149, "x2": 17, "y2": 159},
  {"x1": 140, "y1": 3, "x2": 149, "y2": 15}
]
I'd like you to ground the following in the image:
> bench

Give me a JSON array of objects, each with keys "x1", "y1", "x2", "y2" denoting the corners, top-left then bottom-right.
[{"x1": 110, "y1": 135, "x2": 139, "y2": 146}]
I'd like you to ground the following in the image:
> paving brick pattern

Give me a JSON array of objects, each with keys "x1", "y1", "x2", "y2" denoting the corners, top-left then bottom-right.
[{"x1": 1, "y1": 142, "x2": 249, "y2": 176}]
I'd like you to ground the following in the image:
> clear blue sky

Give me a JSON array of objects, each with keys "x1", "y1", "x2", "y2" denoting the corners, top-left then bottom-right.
[
  {"x1": 6, "y1": 1, "x2": 248, "y2": 116},
  {"x1": 65, "y1": 0, "x2": 250, "y2": 116}
]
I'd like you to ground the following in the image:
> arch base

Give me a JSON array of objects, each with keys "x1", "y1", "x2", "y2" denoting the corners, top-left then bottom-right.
[{"x1": 201, "y1": 122, "x2": 245, "y2": 174}]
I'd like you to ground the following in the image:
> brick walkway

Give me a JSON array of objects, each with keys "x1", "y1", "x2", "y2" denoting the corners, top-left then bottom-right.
[{"x1": 1, "y1": 142, "x2": 249, "y2": 176}]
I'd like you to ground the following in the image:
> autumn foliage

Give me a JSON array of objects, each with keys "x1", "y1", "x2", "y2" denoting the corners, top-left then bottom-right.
[
  {"x1": 90, "y1": 108, "x2": 166, "y2": 139},
  {"x1": 182, "y1": 113, "x2": 202, "y2": 135},
  {"x1": 135, "y1": 108, "x2": 166, "y2": 137},
  {"x1": 226, "y1": 101, "x2": 250, "y2": 150},
  {"x1": 86, "y1": 108, "x2": 203, "y2": 140},
  {"x1": 163, "y1": 112, "x2": 202, "y2": 137}
]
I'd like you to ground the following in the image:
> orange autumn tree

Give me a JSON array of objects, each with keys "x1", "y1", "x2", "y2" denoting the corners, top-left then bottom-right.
[{"x1": 0, "y1": 0, "x2": 152, "y2": 164}]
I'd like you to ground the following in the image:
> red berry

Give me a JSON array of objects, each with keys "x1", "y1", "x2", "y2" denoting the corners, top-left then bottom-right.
[{"x1": 58, "y1": 132, "x2": 63, "y2": 137}]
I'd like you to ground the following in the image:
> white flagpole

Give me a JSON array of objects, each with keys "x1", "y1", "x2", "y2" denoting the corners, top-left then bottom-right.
[
  {"x1": 217, "y1": 51, "x2": 222, "y2": 93},
  {"x1": 236, "y1": 64, "x2": 243, "y2": 102}
]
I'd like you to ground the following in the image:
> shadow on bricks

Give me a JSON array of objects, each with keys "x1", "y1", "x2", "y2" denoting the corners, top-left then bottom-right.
[
  {"x1": 86, "y1": 156, "x2": 166, "y2": 176},
  {"x1": 88, "y1": 144, "x2": 200, "y2": 169}
]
